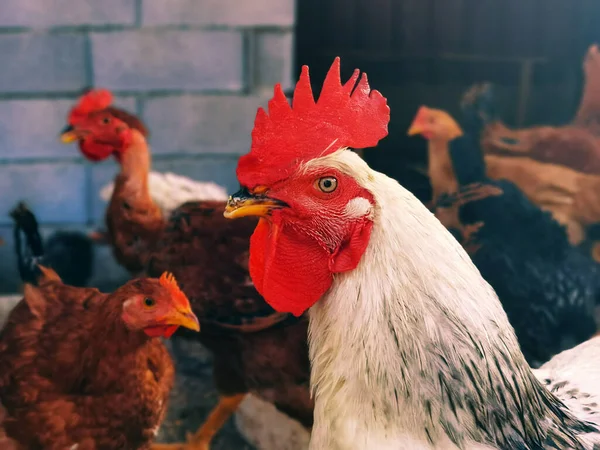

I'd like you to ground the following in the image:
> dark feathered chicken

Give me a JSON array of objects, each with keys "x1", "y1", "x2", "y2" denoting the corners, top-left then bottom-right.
[
  {"x1": 411, "y1": 107, "x2": 600, "y2": 367},
  {"x1": 10, "y1": 202, "x2": 94, "y2": 287}
]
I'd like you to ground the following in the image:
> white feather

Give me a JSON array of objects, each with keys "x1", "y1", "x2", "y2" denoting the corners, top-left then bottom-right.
[
  {"x1": 100, "y1": 171, "x2": 229, "y2": 218},
  {"x1": 534, "y1": 337, "x2": 600, "y2": 427}
]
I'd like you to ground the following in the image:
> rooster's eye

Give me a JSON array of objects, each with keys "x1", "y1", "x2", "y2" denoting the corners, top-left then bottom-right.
[
  {"x1": 144, "y1": 297, "x2": 155, "y2": 308},
  {"x1": 102, "y1": 117, "x2": 111, "y2": 125},
  {"x1": 317, "y1": 177, "x2": 338, "y2": 193}
]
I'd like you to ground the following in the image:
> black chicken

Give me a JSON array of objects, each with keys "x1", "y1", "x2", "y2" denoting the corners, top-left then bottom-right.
[
  {"x1": 10, "y1": 202, "x2": 94, "y2": 287},
  {"x1": 432, "y1": 108, "x2": 600, "y2": 367}
]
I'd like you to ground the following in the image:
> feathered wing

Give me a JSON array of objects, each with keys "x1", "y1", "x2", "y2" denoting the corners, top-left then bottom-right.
[{"x1": 100, "y1": 171, "x2": 229, "y2": 218}]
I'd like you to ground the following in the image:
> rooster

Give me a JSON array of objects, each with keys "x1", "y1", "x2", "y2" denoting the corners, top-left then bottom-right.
[
  {"x1": 1, "y1": 211, "x2": 200, "y2": 449},
  {"x1": 60, "y1": 90, "x2": 312, "y2": 449},
  {"x1": 224, "y1": 57, "x2": 600, "y2": 449}
]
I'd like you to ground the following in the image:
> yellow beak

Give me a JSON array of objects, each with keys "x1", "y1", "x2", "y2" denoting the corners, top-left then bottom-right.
[
  {"x1": 164, "y1": 307, "x2": 200, "y2": 332},
  {"x1": 224, "y1": 188, "x2": 287, "y2": 219},
  {"x1": 407, "y1": 121, "x2": 424, "y2": 136},
  {"x1": 60, "y1": 125, "x2": 78, "y2": 144}
]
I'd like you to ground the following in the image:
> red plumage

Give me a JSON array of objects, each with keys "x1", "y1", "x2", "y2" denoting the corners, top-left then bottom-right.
[{"x1": 237, "y1": 57, "x2": 391, "y2": 188}]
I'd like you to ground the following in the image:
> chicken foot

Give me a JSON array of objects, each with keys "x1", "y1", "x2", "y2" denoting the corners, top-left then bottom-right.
[{"x1": 152, "y1": 393, "x2": 246, "y2": 450}]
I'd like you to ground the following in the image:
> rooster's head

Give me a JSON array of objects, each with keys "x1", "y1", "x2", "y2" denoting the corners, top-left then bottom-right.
[{"x1": 224, "y1": 57, "x2": 390, "y2": 316}]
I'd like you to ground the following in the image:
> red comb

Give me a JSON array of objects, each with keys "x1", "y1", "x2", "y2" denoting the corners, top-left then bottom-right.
[
  {"x1": 68, "y1": 89, "x2": 113, "y2": 124},
  {"x1": 413, "y1": 106, "x2": 430, "y2": 122},
  {"x1": 159, "y1": 272, "x2": 189, "y2": 309},
  {"x1": 236, "y1": 57, "x2": 390, "y2": 188}
]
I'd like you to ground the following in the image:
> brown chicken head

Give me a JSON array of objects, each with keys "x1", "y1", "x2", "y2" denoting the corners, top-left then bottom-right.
[
  {"x1": 120, "y1": 272, "x2": 200, "y2": 338},
  {"x1": 60, "y1": 89, "x2": 147, "y2": 162},
  {"x1": 408, "y1": 106, "x2": 463, "y2": 141}
]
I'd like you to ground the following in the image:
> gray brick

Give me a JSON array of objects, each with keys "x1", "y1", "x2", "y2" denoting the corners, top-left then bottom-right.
[
  {"x1": 91, "y1": 30, "x2": 244, "y2": 92},
  {"x1": 89, "y1": 156, "x2": 239, "y2": 222},
  {"x1": 142, "y1": 95, "x2": 268, "y2": 155},
  {"x1": 142, "y1": 0, "x2": 295, "y2": 27},
  {"x1": 0, "y1": 100, "x2": 73, "y2": 159},
  {"x1": 0, "y1": 0, "x2": 135, "y2": 27},
  {"x1": 89, "y1": 159, "x2": 119, "y2": 222},
  {"x1": 0, "y1": 33, "x2": 86, "y2": 93},
  {"x1": 0, "y1": 163, "x2": 87, "y2": 225},
  {"x1": 0, "y1": 97, "x2": 136, "y2": 161},
  {"x1": 255, "y1": 31, "x2": 294, "y2": 91}
]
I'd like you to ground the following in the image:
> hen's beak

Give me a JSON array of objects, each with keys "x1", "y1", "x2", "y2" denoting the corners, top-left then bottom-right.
[
  {"x1": 163, "y1": 306, "x2": 200, "y2": 332},
  {"x1": 60, "y1": 125, "x2": 78, "y2": 144},
  {"x1": 224, "y1": 187, "x2": 287, "y2": 219},
  {"x1": 407, "y1": 120, "x2": 424, "y2": 136}
]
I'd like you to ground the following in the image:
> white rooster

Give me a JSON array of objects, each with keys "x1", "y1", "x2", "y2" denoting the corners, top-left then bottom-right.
[
  {"x1": 100, "y1": 171, "x2": 228, "y2": 218},
  {"x1": 224, "y1": 58, "x2": 600, "y2": 449}
]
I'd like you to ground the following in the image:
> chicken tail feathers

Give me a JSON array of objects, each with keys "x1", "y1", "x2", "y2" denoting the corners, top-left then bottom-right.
[{"x1": 9, "y1": 202, "x2": 51, "y2": 286}]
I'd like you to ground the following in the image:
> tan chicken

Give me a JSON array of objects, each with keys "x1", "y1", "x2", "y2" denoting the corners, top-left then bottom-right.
[{"x1": 409, "y1": 105, "x2": 600, "y2": 256}]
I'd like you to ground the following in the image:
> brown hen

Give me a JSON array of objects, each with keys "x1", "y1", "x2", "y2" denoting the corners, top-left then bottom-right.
[
  {"x1": 0, "y1": 210, "x2": 200, "y2": 449},
  {"x1": 60, "y1": 90, "x2": 313, "y2": 449},
  {"x1": 469, "y1": 44, "x2": 600, "y2": 174}
]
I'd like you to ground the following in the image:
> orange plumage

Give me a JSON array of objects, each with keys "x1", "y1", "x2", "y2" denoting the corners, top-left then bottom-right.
[{"x1": 0, "y1": 269, "x2": 199, "y2": 449}]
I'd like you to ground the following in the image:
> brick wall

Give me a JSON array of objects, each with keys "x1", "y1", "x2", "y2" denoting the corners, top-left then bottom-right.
[{"x1": 0, "y1": 0, "x2": 295, "y2": 292}]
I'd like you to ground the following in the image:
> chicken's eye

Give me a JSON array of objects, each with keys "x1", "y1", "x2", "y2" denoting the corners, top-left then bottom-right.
[
  {"x1": 144, "y1": 297, "x2": 155, "y2": 308},
  {"x1": 102, "y1": 117, "x2": 111, "y2": 125},
  {"x1": 317, "y1": 177, "x2": 338, "y2": 193}
]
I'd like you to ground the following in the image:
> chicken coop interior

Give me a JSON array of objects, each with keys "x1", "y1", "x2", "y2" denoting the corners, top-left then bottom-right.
[{"x1": 1, "y1": 0, "x2": 600, "y2": 449}]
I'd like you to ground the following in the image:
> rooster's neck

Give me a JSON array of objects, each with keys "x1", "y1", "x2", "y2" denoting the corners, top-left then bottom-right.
[{"x1": 306, "y1": 154, "x2": 574, "y2": 449}]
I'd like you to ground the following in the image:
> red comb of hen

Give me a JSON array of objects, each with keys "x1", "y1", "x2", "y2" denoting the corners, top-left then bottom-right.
[
  {"x1": 68, "y1": 89, "x2": 113, "y2": 124},
  {"x1": 237, "y1": 57, "x2": 390, "y2": 188},
  {"x1": 159, "y1": 272, "x2": 189, "y2": 309}
]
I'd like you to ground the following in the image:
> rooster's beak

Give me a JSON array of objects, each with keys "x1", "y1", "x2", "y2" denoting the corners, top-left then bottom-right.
[
  {"x1": 60, "y1": 125, "x2": 78, "y2": 144},
  {"x1": 224, "y1": 187, "x2": 287, "y2": 219}
]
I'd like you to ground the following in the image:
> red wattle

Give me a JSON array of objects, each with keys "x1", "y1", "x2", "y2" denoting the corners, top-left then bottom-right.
[
  {"x1": 249, "y1": 219, "x2": 332, "y2": 316},
  {"x1": 249, "y1": 217, "x2": 373, "y2": 316},
  {"x1": 79, "y1": 141, "x2": 114, "y2": 161},
  {"x1": 143, "y1": 325, "x2": 178, "y2": 338}
]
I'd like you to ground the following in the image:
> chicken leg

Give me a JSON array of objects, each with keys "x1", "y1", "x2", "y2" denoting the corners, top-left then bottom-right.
[{"x1": 152, "y1": 394, "x2": 246, "y2": 450}]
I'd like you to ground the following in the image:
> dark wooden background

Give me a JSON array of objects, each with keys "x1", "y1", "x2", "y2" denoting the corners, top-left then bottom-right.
[{"x1": 296, "y1": 0, "x2": 600, "y2": 201}]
